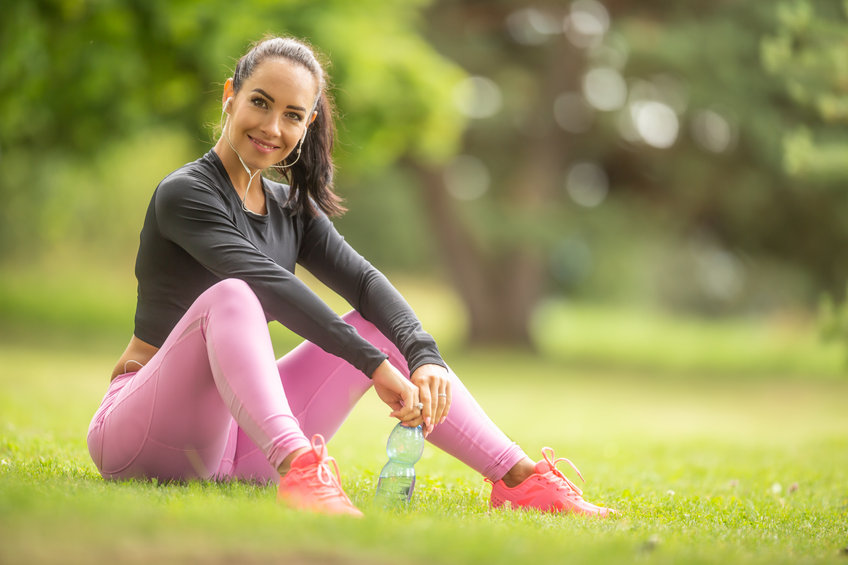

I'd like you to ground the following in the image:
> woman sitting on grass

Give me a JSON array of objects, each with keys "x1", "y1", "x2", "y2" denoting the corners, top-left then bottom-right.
[{"x1": 86, "y1": 35, "x2": 612, "y2": 518}]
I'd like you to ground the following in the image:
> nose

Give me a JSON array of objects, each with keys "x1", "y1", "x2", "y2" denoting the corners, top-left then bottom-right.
[{"x1": 262, "y1": 114, "x2": 282, "y2": 138}]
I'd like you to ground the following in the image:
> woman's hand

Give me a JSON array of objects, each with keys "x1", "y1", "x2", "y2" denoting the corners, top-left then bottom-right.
[
  {"x1": 370, "y1": 360, "x2": 452, "y2": 436},
  {"x1": 371, "y1": 359, "x2": 423, "y2": 428},
  {"x1": 410, "y1": 363, "x2": 451, "y2": 436}
]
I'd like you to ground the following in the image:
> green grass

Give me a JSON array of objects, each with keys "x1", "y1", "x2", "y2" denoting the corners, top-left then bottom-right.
[
  {"x1": 1, "y1": 268, "x2": 848, "y2": 563},
  {"x1": 2, "y1": 343, "x2": 848, "y2": 564}
]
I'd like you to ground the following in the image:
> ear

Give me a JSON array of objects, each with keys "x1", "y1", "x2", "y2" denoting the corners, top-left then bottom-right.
[
  {"x1": 222, "y1": 78, "x2": 235, "y2": 107},
  {"x1": 308, "y1": 110, "x2": 318, "y2": 125}
]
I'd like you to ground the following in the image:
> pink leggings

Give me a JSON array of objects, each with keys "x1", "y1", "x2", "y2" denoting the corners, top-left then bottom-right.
[{"x1": 87, "y1": 279, "x2": 526, "y2": 483}]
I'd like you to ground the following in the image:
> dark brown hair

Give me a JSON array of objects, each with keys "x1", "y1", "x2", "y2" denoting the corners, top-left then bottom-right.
[{"x1": 232, "y1": 36, "x2": 345, "y2": 217}]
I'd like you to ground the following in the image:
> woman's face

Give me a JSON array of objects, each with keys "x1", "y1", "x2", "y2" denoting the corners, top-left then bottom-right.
[{"x1": 224, "y1": 58, "x2": 318, "y2": 171}]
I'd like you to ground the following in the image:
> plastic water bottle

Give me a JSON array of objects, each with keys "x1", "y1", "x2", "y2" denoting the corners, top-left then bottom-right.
[{"x1": 375, "y1": 422, "x2": 424, "y2": 506}]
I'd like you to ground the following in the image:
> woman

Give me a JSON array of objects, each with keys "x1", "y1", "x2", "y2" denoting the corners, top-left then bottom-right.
[{"x1": 86, "y1": 36, "x2": 612, "y2": 518}]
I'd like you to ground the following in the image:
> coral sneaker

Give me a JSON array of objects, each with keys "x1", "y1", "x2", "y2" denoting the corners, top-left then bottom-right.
[
  {"x1": 488, "y1": 447, "x2": 614, "y2": 517},
  {"x1": 277, "y1": 435, "x2": 363, "y2": 517}
]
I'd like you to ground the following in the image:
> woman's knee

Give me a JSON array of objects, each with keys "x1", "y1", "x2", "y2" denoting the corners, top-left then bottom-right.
[
  {"x1": 206, "y1": 278, "x2": 261, "y2": 310},
  {"x1": 210, "y1": 278, "x2": 254, "y2": 299},
  {"x1": 189, "y1": 279, "x2": 266, "y2": 330}
]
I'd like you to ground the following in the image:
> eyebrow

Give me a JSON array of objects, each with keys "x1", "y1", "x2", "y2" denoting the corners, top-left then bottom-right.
[
  {"x1": 252, "y1": 88, "x2": 275, "y2": 103},
  {"x1": 251, "y1": 88, "x2": 308, "y2": 113}
]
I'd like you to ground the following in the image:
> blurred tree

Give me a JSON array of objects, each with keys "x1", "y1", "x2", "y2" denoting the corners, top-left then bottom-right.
[
  {"x1": 762, "y1": 0, "x2": 848, "y2": 359},
  {"x1": 762, "y1": 0, "x2": 848, "y2": 180},
  {"x1": 413, "y1": 0, "x2": 848, "y2": 347},
  {"x1": 413, "y1": 1, "x2": 588, "y2": 346},
  {"x1": 0, "y1": 0, "x2": 464, "y2": 257},
  {"x1": 5, "y1": 0, "x2": 848, "y2": 349},
  {"x1": 819, "y1": 283, "x2": 848, "y2": 360},
  {"x1": 612, "y1": 0, "x2": 848, "y2": 302}
]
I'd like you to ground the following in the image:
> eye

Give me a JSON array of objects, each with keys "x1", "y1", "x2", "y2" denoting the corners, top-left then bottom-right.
[
  {"x1": 285, "y1": 111, "x2": 304, "y2": 122},
  {"x1": 251, "y1": 97, "x2": 269, "y2": 109}
]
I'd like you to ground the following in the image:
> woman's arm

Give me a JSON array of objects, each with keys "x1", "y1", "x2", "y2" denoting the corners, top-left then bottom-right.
[
  {"x1": 154, "y1": 177, "x2": 388, "y2": 376},
  {"x1": 298, "y1": 212, "x2": 452, "y2": 434},
  {"x1": 297, "y1": 212, "x2": 446, "y2": 375}
]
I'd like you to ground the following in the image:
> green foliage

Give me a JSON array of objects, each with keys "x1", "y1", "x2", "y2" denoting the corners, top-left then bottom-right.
[
  {"x1": 759, "y1": 0, "x2": 848, "y2": 359},
  {"x1": 413, "y1": 0, "x2": 848, "y2": 332},
  {"x1": 0, "y1": 0, "x2": 465, "y2": 261},
  {"x1": 607, "y1": 2, "x2": 848, "y2": 310},
  {"x1": 5, "y1": 1, "x2": 848, "y2": 349},
  {"x1": 0, "y1": 0, "x2": 464, "y2": 162},
  {"x1": 761, "y1": 0, "x2": 848, "y2": 179},
  {"x1": 1, "y1": 1, "x2": 215, "y2": 154}
]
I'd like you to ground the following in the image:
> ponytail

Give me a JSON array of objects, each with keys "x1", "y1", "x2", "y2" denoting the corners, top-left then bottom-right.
[{"x1": 280, "y1": 91, "x2": 346, "y2": 217}]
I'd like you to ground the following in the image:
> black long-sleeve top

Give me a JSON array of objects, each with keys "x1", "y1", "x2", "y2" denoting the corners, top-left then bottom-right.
[{"x1": 132, "y1": 150, "x2": 444, "y2": 377}]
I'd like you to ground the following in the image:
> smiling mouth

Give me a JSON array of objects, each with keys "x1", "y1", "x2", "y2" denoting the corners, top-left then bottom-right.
[{"x1": 248, "y1": 135, "x2": 280, "y2": 151}]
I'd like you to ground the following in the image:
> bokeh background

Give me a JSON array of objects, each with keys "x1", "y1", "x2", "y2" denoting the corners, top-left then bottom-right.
[
  {"x1": 2, "y1": 3, "x2": 848, "y2": 563},
  {"x1": 1, "y1": 0, "x2": 847, "y2": 372}
]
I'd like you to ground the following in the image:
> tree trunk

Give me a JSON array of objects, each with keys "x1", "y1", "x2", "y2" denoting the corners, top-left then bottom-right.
[
  {"x1": 411, "y1": 4, "x2": 584, "y2": 348},
  {"x1": 410, "y1": 160, "x2": 539, "y2": 347}
]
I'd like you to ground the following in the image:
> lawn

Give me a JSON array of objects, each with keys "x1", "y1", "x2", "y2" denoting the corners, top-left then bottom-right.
[{"x1": 1, "y1": 271, "x2": 847, "y2": 564}]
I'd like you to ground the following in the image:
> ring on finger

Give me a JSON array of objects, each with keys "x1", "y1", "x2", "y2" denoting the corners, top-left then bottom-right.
[
  {"x1": 415, "y1": 402, "x2": 424, "y2": 411},
  {"x1": 438, "y1": 393, "x2": 448, "y2": 398}
]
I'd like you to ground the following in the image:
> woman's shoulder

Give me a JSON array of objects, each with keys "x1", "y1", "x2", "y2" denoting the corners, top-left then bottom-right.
[
  {"x1": 159, "y1": 152, "x2": 222, "y2": 188},
  {"x1": 156, "y1": 152, "x2": 229, "y2": 202},
  {"x1": 150, "y1": 154, "x2": 238, "y2": 224}
]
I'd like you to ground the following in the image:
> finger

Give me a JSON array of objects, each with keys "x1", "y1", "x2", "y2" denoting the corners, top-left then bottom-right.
[
  {"x1": 440, "y1": 381, "x2": 452, "y2": 425},
  {"x1": 417, "y1": 389, "x2": 433, "y2": 436},
  {"x1": 391, "y1": 403, "x2": 423, "y2": 424},
  {"x1": 389, "y1": 407, "x2": 408, "y2": 420},
  {"x1": 411, "y1": 380, "x2": 427, "y2": 429},
  {"x1": 385, "y1": 388, "x2": 410, "y2": 420},
  {"x1": 435, "y1": 372, "x2": 452, "y2": 423},
  {"x1": 384, "y1": 395, "x2": 404, "y2": 419},
  {"x1": 399, "y1": 387, "x2": 420, "y2": 422},
  {"x1": 423, "y1": 383, "x2": 437, "y2": 435},
  {"x1": 434, "y1": 387, "x2": 448, "y2": 425},
  {"x1": 428, "y1": 381, "x2": 443, "y2": 433},
  {"x1": 401, "y1": 414, "x2": 425, "y2": 428},
  {"x1": 398, "y1": 401, "x2": 425, "y2": 427}
]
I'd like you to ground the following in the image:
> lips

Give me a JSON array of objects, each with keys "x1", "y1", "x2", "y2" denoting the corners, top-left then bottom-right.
[{"x1": 248, "y1": 135, "x2": 281, "y2": 153}]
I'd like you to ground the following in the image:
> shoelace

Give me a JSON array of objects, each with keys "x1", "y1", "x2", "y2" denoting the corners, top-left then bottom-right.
[
  {"x1": 540, "y1": 446, "x2": 585, "y2": 497},
  {"x1": 294, "y1": 435, "x2": 350, "y2": 503}
]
